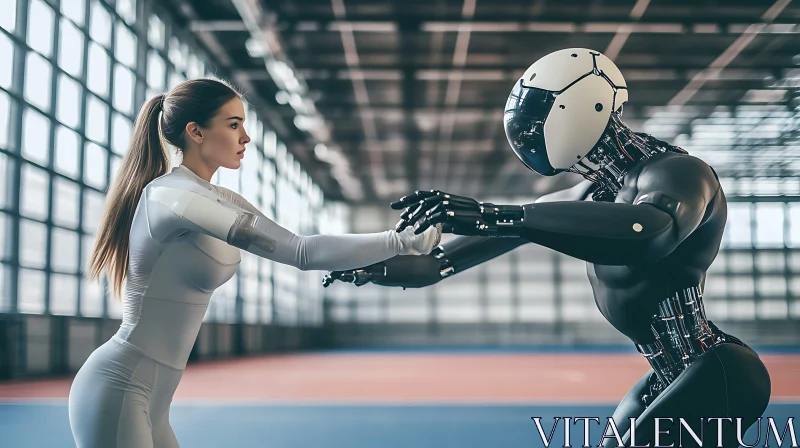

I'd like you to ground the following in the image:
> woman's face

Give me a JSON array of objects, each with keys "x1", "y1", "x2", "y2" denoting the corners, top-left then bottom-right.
[{"x1": 193, "y1": 97, "x2": 251, "y2": 170}]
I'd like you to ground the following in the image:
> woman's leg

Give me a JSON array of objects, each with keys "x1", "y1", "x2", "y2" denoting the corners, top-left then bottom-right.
[
  {"x1": 150, "y1": 362, "x2": 184, "y2": 448},
  {"x1": 68, "y1": 339, "x2": 157, "y2": 448}
]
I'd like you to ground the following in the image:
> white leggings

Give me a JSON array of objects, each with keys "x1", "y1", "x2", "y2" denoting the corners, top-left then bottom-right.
[{"x1": 68, "y1": 337, "x2": 183, "y2": 447}]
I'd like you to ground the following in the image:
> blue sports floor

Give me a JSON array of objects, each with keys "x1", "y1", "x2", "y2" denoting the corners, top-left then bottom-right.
[
  {"x1": 2, "y1": 402, "x2": 798, "y2": 447},
  {"x1": 2, "y1": 348, "x2": 797, "y2": 447}
]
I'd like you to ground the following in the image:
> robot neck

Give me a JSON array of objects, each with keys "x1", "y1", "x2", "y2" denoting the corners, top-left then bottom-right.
[{"x1": 568, "y1": 114, "x2": 687, "y2": 202}]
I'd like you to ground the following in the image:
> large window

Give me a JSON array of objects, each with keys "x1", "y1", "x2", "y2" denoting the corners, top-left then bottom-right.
[{"x1": 0, "y1": 0, "x2": 336, "y2": 326}]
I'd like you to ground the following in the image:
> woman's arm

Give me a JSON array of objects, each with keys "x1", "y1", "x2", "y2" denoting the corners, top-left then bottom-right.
[{"x1": 145, "y1": 184, "x2": 440, "y2": 271}]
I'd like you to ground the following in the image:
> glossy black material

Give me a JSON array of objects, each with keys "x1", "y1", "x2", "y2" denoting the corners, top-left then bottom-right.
[
  {"x1": 325, "y1": 119, "x2": 770, "y2": 447},
  {"x1": 503, "y1": 80, "x2": 558, "y2": 175}
]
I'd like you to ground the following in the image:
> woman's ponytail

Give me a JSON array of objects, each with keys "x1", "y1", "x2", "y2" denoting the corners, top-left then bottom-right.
[{"x1": 87, "y1": 94, "x2": 169, "y2": 297}]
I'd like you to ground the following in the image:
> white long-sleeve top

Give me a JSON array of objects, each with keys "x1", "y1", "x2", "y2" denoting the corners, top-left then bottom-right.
[{"x1": 115, "y1": 165, "x2": 434, "y2": 369}]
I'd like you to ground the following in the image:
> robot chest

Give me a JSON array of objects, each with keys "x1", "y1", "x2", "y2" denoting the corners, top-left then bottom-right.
[
  {"x1": 588, "y1": 264, "x2": 663, "y2": 330},
  {"x1": 588, "y1": 262, "x2": 654, "y2": 289}
]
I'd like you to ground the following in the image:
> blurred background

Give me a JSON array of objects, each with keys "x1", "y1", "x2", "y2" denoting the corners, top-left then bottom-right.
[{"x1": 0, "y1": 0, "x2": 799, "y2": 446}]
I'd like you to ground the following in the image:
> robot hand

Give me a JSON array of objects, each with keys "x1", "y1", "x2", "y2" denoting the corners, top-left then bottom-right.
[
  {"x1": 322, "y1": 255, "x2": 446, "y2": 289},
  {"x1": 322, "y1": 263, "x2": 385, "y2": 288},
  {"x1": 391, "y1": 190, "x2": 524, "y2": 237}
]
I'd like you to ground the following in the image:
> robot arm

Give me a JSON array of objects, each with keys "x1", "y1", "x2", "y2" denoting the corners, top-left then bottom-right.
[
  {"x1": 396, "y1": 155, "x2": 720, "y2": 266},
  {"x1": 415, "y1": 182, "x2": 592, "y2": 279},
  {"x1": 146, "y1": 185, "x2": 441, "y2": 272},
  {"x1": 322, "y1": 235, "x2": 528, "y2": 288},
  {"x1": 321, "y1": 182, "x2": 597, "y2": 288},
  {"x1": 514, "y1": 200, "x2": 677, "y2": 265}
]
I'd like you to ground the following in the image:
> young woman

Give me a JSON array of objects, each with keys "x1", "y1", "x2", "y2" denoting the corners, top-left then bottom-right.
[{"x1": 68, "y1": 78, "x2": 441, "y2": 448}]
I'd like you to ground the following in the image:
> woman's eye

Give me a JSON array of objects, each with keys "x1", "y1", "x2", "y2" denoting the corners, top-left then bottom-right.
[{"x1": 231, "y1": 123, "x2": 239, "y2": 129}]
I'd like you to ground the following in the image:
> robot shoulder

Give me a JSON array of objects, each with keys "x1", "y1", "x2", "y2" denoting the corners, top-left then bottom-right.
[
  {"x1": 633, "y1": 153, "x2": 721, "y2": 238},
  {"x1": 635, "y1": 153, "x2": 719, "y2": 202}
]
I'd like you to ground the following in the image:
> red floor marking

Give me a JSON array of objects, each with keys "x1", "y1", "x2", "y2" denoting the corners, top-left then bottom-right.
[{"x1": 0, "y1": 353, "x2": 795, "y2": 403}]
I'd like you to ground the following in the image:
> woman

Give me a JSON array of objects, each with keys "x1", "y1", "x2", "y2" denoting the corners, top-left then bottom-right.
[{"x1": 68, "y1": 78, "x2": 441, "y2": 447}]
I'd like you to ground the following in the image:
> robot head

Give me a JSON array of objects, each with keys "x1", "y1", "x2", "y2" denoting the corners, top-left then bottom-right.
[{"x1": 503, "y1": 48, "x2": 628, "y2": 176}]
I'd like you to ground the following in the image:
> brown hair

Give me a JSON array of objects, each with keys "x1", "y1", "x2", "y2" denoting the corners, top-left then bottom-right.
[{"x1": 88, "y1": 78, "x2": 241, "y2": 297}]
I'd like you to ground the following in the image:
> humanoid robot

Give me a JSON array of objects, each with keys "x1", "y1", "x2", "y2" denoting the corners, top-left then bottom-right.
[{"x1": 323, "y1": 48, "x2": 771, "y2": 447}]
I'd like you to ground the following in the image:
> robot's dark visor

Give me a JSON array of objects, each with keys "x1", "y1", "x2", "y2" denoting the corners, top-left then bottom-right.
[{"x1": 503, "y1": 80, "x2": 559, "y2": 175}]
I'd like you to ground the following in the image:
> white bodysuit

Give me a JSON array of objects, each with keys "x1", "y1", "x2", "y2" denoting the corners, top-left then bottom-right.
[{"x1": 68, "y1": 165, "x2": 438, "y2": 447}]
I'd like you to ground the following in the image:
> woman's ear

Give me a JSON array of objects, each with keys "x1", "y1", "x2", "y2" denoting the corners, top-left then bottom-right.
[{"x1": 185, "y1": 122, "x2": 203, "y2": 144}]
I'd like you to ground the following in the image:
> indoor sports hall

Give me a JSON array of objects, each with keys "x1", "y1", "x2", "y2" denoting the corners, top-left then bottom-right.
[{"x1": 1, "y1": 0, "x2": 798, "y2": 446}]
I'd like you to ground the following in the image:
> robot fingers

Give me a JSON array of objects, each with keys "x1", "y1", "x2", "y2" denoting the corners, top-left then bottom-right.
[
  {"x1": 397, "y1": 201, "x2": 438, "y2": 232},
  {"x1": 321, "y1": 271, "x2": 341, "y2": 287},
  {"x1": 322, "y1": 268, "x2": 375, "y2": 287},
  {"x1": 412, "y1": 210, "x2": 449, "y2": 235},
  {"x1": 390, "y1": 190, "x2": 440, "y2": 210}
]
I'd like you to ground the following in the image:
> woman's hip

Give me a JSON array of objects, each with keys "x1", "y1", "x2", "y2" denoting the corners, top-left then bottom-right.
[{"x1": 69, "y1": 337, "x2": 183, "y2": 412}]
